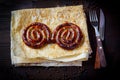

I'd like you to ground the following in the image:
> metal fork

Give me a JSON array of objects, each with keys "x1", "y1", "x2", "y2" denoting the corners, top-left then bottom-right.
[{"x1": 89, "y1": 10, "x2": 107, "y2": 69}]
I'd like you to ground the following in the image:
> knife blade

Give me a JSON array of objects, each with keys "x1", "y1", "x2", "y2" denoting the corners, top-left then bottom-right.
[{"x1": 99, "y1": 9, "x2": 105, "y2": 41}]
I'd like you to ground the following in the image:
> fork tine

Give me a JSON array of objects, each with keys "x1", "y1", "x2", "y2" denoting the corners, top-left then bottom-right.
[
  {"x1": 91, "y1": 10, "x2": 95, "y2": 21},
  {"x1": 89, "y1": 10, "x2": 98, "y2": 23},
  {"x1": 89, "y1": 10, "x2": 92, "y2": 21},
  {"x1": 93, "y1": 10, "x2": 98, "y2": 22}
]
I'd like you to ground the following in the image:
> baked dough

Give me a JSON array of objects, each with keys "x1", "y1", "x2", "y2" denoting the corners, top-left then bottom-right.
[{"x1": 11, "y1": 5, "x2": 92, "y2": 66}]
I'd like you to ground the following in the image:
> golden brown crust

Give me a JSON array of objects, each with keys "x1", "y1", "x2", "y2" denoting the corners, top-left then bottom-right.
[{"x1": 11, "y1": 5, "x2": 92, "y2": 66}]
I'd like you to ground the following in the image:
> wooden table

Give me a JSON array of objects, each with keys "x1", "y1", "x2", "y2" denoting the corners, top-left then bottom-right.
[{"x1": 0, "y1": 0, "x2": 120, "y2": 80}]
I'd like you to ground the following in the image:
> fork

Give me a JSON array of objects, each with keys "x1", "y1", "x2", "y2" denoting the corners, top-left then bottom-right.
[{"x1": 89, "y1": 10, "x2": 107, "y2": 69}]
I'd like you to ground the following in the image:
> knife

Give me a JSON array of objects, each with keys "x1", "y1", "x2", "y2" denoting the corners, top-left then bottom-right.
[{"x1": 99, "y1": 9, "x2": 105, "y2": 41}]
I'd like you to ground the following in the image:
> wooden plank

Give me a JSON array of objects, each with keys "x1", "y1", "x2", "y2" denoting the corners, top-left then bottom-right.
[
  {"x1": 0, "y1": 46, "x2": 11, "y2": 66},
  {"x1": 0, "y1": 31, "x2": 10, "y2": 47}
]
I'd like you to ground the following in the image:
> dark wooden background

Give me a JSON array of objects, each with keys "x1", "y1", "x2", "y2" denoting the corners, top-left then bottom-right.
[{"x1": 0, "y1": 0, "x2": 120, "y2": 80}]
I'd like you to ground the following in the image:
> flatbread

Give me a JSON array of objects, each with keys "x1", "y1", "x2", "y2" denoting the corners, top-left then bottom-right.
[{"x1": 11, "y1": 5, "x2": 92, "y2": 66}]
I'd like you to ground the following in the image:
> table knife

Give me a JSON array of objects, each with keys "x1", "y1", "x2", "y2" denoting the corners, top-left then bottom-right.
[{"x1": 99, "y1": 9, "x2": 105, "y2": 41}]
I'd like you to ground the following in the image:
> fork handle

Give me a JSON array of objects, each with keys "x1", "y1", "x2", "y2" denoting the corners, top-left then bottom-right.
[
  {"x1": 96, "y1": 36, "x2": 107, "y2": 68},
  {"x1": 94, "y1": 49, "x2": 100, "y2": 69}
]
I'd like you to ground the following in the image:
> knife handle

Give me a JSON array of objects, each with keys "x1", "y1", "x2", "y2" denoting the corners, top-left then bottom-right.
[
  {"x1": 94, "y1": 49, "x2": 100, "y2": 69},
  {"x1": 95, "y1": 36, "x2": 107, "y2": 68}
]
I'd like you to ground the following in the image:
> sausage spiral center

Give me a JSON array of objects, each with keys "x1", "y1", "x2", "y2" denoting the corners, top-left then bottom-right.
[
  {"x1": 52, "y1": 23, "x2": 83, "y2": 50},
  {"x1": 22, "y1": 22, "x2": 51, "y2": 49},
  {"x1": 22, "y1": 22, "x2": 83, "y2": 50}
]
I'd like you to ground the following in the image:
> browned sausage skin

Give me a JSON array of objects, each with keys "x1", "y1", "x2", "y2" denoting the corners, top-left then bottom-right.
[
  {"x1": 52, "y1": 22, "x2": 83, "y2": 50},
  {"x1": 22, "y1": 22, "x2": 51, "y2": 49}
]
